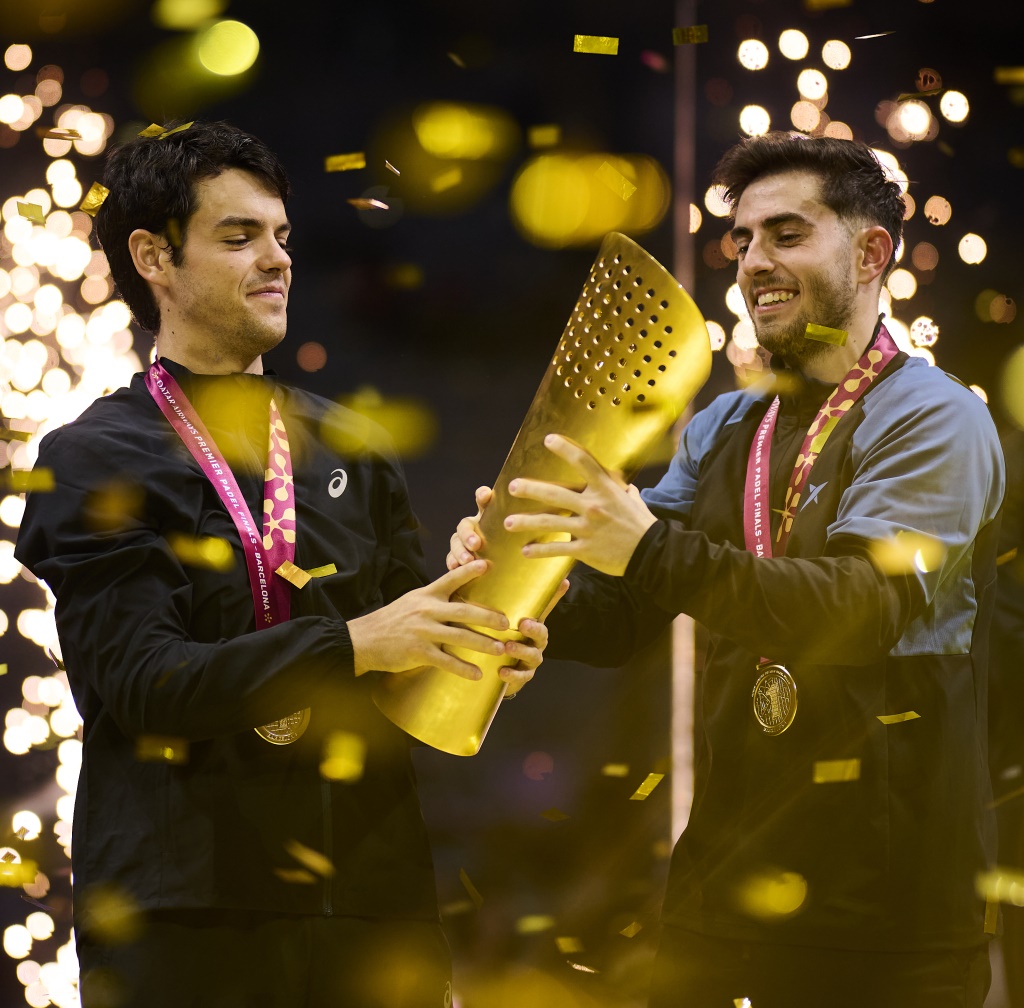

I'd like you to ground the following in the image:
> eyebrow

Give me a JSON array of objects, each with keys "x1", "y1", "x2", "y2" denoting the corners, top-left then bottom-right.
[
  {"x1": 213, "y1": 215, "x2": 291, "y2": 234},
  {"x1": 730, "y1": 212, "x2": 813, "y2": 242}
]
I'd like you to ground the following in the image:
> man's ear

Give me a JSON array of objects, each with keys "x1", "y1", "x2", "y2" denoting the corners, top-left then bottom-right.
[
  {"x1": 855, "y1": 225, "x2": 893, "y2": 285},
  {"x1": 127, "y1": 229, "x2": 174, "y2": 289}
]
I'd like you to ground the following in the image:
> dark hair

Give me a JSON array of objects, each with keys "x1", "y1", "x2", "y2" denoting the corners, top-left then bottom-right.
[
  {"x1": 95, "y1": 121, "x2": 291, "y2": 332},
  {"x1": 712, "y1": 131, "x2": 905, "y2": 274}
]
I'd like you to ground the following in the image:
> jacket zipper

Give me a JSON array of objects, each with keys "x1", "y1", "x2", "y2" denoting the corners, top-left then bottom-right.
[{"x1": 321, "y1": 781, "x2": 333, "y2": 915}]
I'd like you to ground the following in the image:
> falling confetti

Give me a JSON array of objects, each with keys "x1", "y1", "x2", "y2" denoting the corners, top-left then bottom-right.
[
  {"x1": 79, "y1": 181, "x2": 110, "y2": 217},
  {"x1": 877, "y1": 711, "x2": 921, "y2": 725},
  {"x1": 324, "y1": 152, "x2": 367, "y2": 173},
  {"x1": 573, "y1": 35, "x2": 619, "y2": 56},
  {"x1": 672, "y1": 25, "x2": 708, "y2": 44},
  {"x1": 347, "y1": 197, "x2": 389, "y2": 210},
  {"x1": 804, "y1": 323, "x2": 848, "y2": 346},
  {"x1": 16, "y1": 202, "x2": 45, "y2": 224},
  {"x1": 306, "y1": 563, "x2": 338, "y2": 578},
  {"x1": 556, "y1": 936, "x2": 584, "y2": 954},
  {"x1": 284, "y1": 839, "x2": 335, "y2": 878},
  {"x1": 813, "y1": 759, "x2": 861, "y2": 783},
  {"x1": 629, "y1": 773, "x2": 664, "y2": 800},
  {"x1": 385, "y1": 160, "x2": 400, "y2": 175},
  {"x1": 596, "y1": 160, "x2": 637, "y2": 200},
  {"x1": 6, "y1": 469, "x2": 55, "y2": 492},
  {"x1": 320, "y1": 731, "x2": 366, "y2": 783},
  {"x1": 601, "y1": 763, "x2": 630, "y2": 777},
  {"x1": 168, "y1": 533, "x2": 234, "y2": 572},
  {"x1": 275, "y1": 559, "x2": 311, "y2": 589},
  {"x1": 619, "y1": 921, "x2": 643, "y2": 937},
  {"x1": 135, "y1": 735, "x2": 189, "y2": 764}
]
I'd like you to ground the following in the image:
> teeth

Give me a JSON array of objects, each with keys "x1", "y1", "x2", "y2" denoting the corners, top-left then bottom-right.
[{"x1": 757, "y1": 290, "x2": 796, "y2": 306}]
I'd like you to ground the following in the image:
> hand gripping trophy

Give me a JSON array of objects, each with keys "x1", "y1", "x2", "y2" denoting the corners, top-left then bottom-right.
[{"x1": 373, "y1": 233, "x2": 712, "y2": 755}]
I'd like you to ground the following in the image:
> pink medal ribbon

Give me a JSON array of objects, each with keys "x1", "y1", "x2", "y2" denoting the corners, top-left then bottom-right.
[
  {"x1": 741, "y1": 325, "x2": 901, "y2": 735},
  {"x1": 145, "y1": 361, "x2": 309, "y2": 743}
]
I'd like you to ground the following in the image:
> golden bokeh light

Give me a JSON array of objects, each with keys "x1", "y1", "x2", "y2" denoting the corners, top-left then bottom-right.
[
  {"x1": 958, "y1": 233, "x2": 987, "y2": 264},
  {"x1": 737, "y1": 39, "x2": 769, "y2": 71},
  {"x1": 886, "y1": 268, "x2": 917, "y2": 300},
  {"x1": 509, "y1": 152, "x2": 669, "y2": 248},
  {"x1": 940, "y1": 90, "x2": 969, "y2": 123},
  {"x1": 791, "y1": 100, "x2": 821, "y2": 133},
  {"x1": 412, "y1": 102, "x2": 517, "y2": 161},
  {"x1": 196, "y1": 19, "x2": 260, "y2": 76},
  {"x1": 4, "y1": 45, "x2": 32, "y2": 72},
  {"x1": 739, "y1": 104, "x2": 771, "y2": 137},
  {"x1": 922, "y1": 195, "x2": 951, "y2": 225},
  {"x1": 797, "y1": 69, "x2": 828, "y2": 100},
  {"x1": 893, "y1": 100, "x2": 932, "y2": 141},
  {"x1": 737, "y1": 868, "x2": 808, "y2": 921},
  {"x1": 704, "y1": 184, "x2": 731, "y2": 218},
  {"x1": 778, "y1": 30, "x2": 809, "y2": 60},
  {"x1": 706, "y1": 320, "x2": 726, "y2": 351},
  {"x1": 153, "y1": 0, "x2": 228, "y2": 30},
  {"x1": 1002, "y1": 345, "x2": 1024, "y2": 430},
  {"x1": 822, "y1": 40, "x2": 851, "y2": 70},
  {"x1": 688, "y1": 203, "x2": 702, "y2": 233}
]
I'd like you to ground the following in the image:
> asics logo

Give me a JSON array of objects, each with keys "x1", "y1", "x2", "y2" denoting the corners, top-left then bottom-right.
[{"x1": 328, "y1": 468, "x2": 348, "y2": 498}]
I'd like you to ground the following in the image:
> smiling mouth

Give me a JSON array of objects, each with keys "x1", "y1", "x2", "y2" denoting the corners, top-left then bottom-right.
[{"x1": 756, "y1": 290, "x2": 797, "y2": 307}]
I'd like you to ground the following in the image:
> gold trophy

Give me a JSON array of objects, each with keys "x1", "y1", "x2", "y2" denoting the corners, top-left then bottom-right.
[{"x1": 373, "y1": 232, "x2": 712, "y2": 755}]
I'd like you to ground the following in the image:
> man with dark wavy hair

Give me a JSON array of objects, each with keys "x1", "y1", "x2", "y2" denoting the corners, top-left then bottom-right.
[
  {"x1": 16, "y1": 121, "x2": 550, "y2": 1007},
  {"x1": 450, "y1": 132, "x2": 1003, "y2": 1006}
]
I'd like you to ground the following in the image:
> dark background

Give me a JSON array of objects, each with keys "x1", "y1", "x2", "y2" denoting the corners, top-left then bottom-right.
[{"x1": 2, "y1": 0, "x2": 1023, "y2": 1003}]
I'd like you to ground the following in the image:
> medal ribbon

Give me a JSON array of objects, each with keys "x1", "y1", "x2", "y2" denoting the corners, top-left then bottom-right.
[
  {"x1": 743, "y1": 325, "x2": 900, "y2": 560},
  {"x1": 145, "y1": 361, "x2": 296, "y2": 628}
]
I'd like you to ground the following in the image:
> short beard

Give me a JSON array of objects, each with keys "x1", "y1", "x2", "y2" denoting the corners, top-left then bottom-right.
[{"x1": 754, "y1": 265, "x2": 856, "y2": 370}]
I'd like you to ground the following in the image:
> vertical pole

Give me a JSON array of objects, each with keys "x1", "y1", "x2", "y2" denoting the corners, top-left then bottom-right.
[{"x1": 671, "y1": 0, "x2": 698, "y2": 843}]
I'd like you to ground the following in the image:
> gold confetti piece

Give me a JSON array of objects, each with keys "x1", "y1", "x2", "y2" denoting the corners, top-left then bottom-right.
[
  {"x1": 447, "y1": 51, "x2": 466, "y2": 68},
  {"x1": 601, "y1": 763, "x2": 630, "y2": 777},
  {"x1": 0, "y1": 427, "x2": 31, "y2": 442},
  {"x1": 79, "y1": 181, "x2": 110, "y2": 217},
  {"x1": 274, "y1": 868, "x2": 317, "y2": 885},
  {"x1": 14, "y1": 827, "x2": 27, "y2": 840},
  {"x1": 853, "y1": 31, "x2": 894, "y2": 38},
  {"x1": 347, "y1": 197, "x2": 389, "y2": 210},
  {"x1": 596, "y1": 160, "x2": 637, "y2": 201},
  {"x1": 998, "y1": 548, "x2": 1019, "y2": 566},
  {"x1": 284, "y1": 839, "x2": 335, "y2": 878},
  {"x1": 275, "y1": 559, "x2": 311, "y2": 589},
  {"x1": 619, "y1": 921, "x2": 642, "y2": 938},
  {"x1": 738, "y1": 869, "x2": 807, "y2": 920},
  {"x1": 995, "y1": 68, "x2": 1024, "y2": 86},
  {"x1": 431, "y1": 166, "x2": 462, "y2": 192},
  {"x1": 157, "y1": 121, "x2": 194, "y2": 139},
  {"x1": 17, "y1": 202, "x2": 45, "y2": 224},
  {"x1": 528, "y1": 124, "x2": 561, "y2": 148},
  {"x1": 385, "y1": 160, "x2": 400, "y2": 175},
  {"x1": 138, "y1": 123, "x2": 167, "y2": 137},
  {"x1": 135, "y1": 735, "x2": 189, "y2": 764},
  {"x1": 897, "y1": 89, "x2": 942, "y2": 102},
  {"x1": 876, "y1": 711, "x2": 920, "y2": 725},
  {"x1": 813, "y1": 758, "x2": 861, "y2": 783},
  {"x1": 459, "y1": 868, "x2": 484, "y2": 909},
  {"x1": 629, "y1": 772, "x2": 664, "y2": 800},
  {"x1": 7, "y1": 469, "x2": 55, "y2": 492},
  {"x1": 516, "y1": 914, "x2": 556, "y2": 934},
  {"x1": 569, "y1": 962, "x2": 599, "y2": 974},
  {"x1": 320, "y1": 730, "x2": 366, "y2": 783},
  {"x1": 869, "y1": 531, "x2": 946, "y2": 576},
  {"x1": 168, "y1": 533, "x2": 234, "y2": 572},
  {"x1": 324, "y1": 151, "x2": 367, "y2": 173},
  {"x1": 734, "y1": 1000, "x2": 753, "y2": 1008},
  {"x1": 985, "y1": 897, "x2": 999, "y2": 934},
  {"x1": 440, "y1": 898, "x2": 475, "y2": 917},
  {"x1": 306, "y1": 563, "x2": 338, "y2": 578},
  {"x1": 80, "y1": 885, "x2": 143, "y2": 943},
  {"x1": 541, "y1": 808, "x2": 570, "y2": 822},
  {"x1": 804, "y1": 322, "x2": 848, "y2": 346},
  {"x1": 574, "y1": 34, "x2": 619, "y2": 55},
  {"x1": 977, "y1": 867, "x2": 1024, "y2": 905},
  {"x1": 0, "y1": 859, "x2": 38, "y2": 888},
  {"x1": 0, "y1": 665, "x2": 7, "y2": 677},
  {"x1": 672, "y1": 25, "x2": 708, "y2": 44},
  {"x1": 35, "y1": 126, "x2": 81, "y2": 140},
  {"x1": 556, "y1": 936, "x2": 584, "y2": 954},
  {"x1": 1, "y1": 850, "x2": 15, "y2": 862}
]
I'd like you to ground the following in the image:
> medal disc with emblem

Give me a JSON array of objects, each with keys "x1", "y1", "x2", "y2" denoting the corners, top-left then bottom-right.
[
  {"x1": 255, "y1": 707, "x2": 310, "y2": 745},
  {"x1": 751, "y1": 664, "x2": 797, "y2": 735}
]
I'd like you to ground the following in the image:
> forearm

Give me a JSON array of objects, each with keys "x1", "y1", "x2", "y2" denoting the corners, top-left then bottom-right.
[{"x1": 624, "y1": 521, "x2": 920, "y2": 665}]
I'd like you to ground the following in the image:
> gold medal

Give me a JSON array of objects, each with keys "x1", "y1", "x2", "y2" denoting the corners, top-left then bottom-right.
[
  {"x1": 255, "y1": 708, "x2": 311, "y2": 745},
  {"x1": 751, "y1": 663, "x2": 797, "y2": 735}
]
